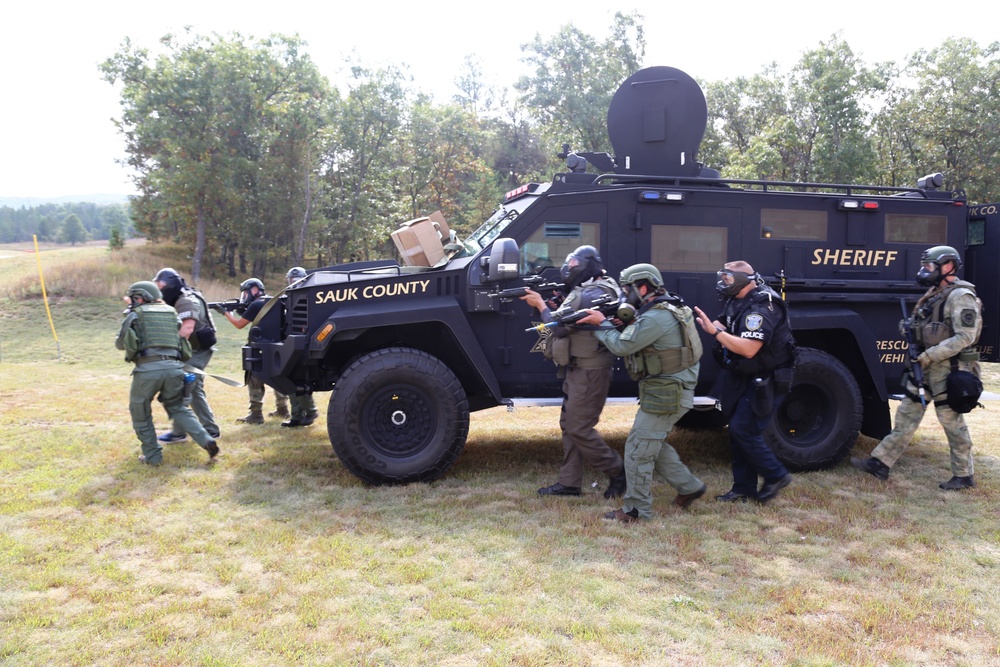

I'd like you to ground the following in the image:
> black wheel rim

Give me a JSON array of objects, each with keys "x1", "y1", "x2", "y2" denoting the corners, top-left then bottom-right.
[
  {"x1": 360, "y1": 383, "x2": 437, "y2": 458},
  {"x1": 774, "y1": 383, "x2": 836, "y2": 448}
]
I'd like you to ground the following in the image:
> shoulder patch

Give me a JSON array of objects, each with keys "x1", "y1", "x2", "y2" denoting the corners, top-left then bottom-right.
[
  {"x1": 744, "y1": 313, "x2": 763, "y2": 331},
  {"x1": 961, "y1": 308, "x2": 977, "y2": 327}
]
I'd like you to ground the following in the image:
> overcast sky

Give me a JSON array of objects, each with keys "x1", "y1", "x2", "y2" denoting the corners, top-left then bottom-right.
[{"x1": 0, "y1": 0, "x2": 985, "y2": 199}]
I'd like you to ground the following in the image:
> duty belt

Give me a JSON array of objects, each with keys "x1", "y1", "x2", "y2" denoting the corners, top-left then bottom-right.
[{"x1": 136, "y1": 353, "x2": 180, "y2": 364}]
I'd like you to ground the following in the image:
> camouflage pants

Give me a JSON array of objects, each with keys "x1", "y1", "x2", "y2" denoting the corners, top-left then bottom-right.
[
  {"x1": 621, "y1": 400, "x2": 702, "y2": 519},
  {"x1": 871, "y1": 396, "x2": 974, "y2": 477},
  {"x1": 289, "y1": 393, "x2": 318, "y2": 419}
]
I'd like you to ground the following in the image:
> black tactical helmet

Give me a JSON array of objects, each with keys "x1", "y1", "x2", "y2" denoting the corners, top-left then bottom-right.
[
  {"x1": 560, "y1": 245, "x2": 603, "y2": 290},
  {"x1": 128, "y1": 281, "x2": 162, "y2": 302},
  {"x1": 153, "y1": 267, "x2": 184, "y2": 306},
  {"x1": 286, "y1": 266, "x2": 307, "y2": 284},
  {"x1": 917, "y1": 245, "x2": 962, "y2": 286},
  {"x1": 240, "y1": 278, "x2": 265, "y2": 293}
]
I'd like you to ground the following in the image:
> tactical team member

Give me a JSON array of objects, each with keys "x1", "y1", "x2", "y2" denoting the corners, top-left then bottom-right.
[
  {"x1": 279, "y1": 267, "x2": 319, "y2": 427},
  {"x1": 219, "y1": 278, "x2": 278, "y2": 425},
  {"x1": 115, "y1": 281, "x2": 219, "y2": 465},
  {"x1": 577, "y1": 264, "x2": 706, "y2": 522},
  {"x1": 694, "y1": 261, "x2": 795, "y2": 503},
  {"x1": 851, "y1": 246, "x2": 983, "y2": 489},
  {"x1": 520, "y1": 245, "x2": 627, "y2": 499},
  {"x1": 153, "y1": 267, "x2": 221, "y2": 443}
]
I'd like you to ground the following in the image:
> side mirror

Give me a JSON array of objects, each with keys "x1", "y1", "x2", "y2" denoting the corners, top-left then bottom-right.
[{"x1": 484, "y1": 238, "x2": 520, "y2": 283}]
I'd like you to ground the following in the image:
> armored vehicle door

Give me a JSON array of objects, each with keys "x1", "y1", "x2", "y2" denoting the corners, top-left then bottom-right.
[
  {"x1": 500, "y1": 205, "x2": 609, "y2": 399},
  {"x1": 965, "y1": 202, "x2": 1000, "y2": 362},
  {"x1": 635, "y1": 198, "x2": 743, "y2": 391}
]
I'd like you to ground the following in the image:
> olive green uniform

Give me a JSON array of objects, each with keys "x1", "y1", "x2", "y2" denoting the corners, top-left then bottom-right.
[
  {"x1": 871, "y1": 281, "x2": 982, "y2": 476},
  {"x1": 116, "y1": 304, "x2": 217, "y2": 465},
  {"x1": 594, "y1": 300, "x2": 703, "y2": 518},
  {"x1": 168, "y1": 289, "x2": 220, "y2": 438}
]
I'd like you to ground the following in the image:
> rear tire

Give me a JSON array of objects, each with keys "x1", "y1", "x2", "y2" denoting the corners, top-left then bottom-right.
[
  {"x1": 328, "y1": 347, "x2": 469, "y2": 485},
  {"x1": 765, "y1": 347, "x2": 862, "y2": 470}
]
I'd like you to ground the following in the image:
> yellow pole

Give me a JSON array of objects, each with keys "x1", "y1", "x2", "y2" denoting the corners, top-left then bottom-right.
[{"x1": 32, "y1": 235, "x2": 61, "y2": 360}]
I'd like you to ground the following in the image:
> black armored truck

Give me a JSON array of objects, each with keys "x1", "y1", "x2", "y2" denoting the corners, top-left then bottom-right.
[{"x1": 244, "y1": 66, "x2": 999, "y2": 485}]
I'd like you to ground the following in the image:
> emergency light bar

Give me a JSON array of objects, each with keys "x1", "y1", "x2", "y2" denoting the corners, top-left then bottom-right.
[
  {"x1": 838, "y1": 200, "x2": 879, "y2": 211},
  {"x1": 639, "y1": 191, "x2": 685, "y2": 203}
]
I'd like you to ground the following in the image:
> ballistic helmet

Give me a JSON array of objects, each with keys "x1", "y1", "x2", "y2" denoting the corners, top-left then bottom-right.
[
  {"x1": 286, "y1": 266, "x2": 307, "y2": 284},
  {"x1": 619, "y1": 263, "x2": 664, "y2": 289},
  {"x1": 560, "y1": 245, "x2": 603, "y2": 290},
  {"x1": 917, "y1": 245, "x2": 962, "y2": 286},
  {"x1": 240, "y1": 278, "x2": 265, "y2": 294},
  {"x1": 128, "y1": 281, "x2": 162, "y2": 302},
  {"x1": 153, "y1": 267, "x2": 184, "y2": 305}
]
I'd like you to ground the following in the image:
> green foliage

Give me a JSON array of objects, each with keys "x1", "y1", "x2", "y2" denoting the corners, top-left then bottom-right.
[
  {"x1": 0, "y1": 201, "x2": 131, "y2": 243},
  {"x1": 59, "y1": 213, "x2": 88, "y2": 245},
  {"x1": 108, "y1": 224, "x2": 125, "y2": 251},
  {"x1": 100, "y1": 23, "x2": 1000, "y2": 275}
]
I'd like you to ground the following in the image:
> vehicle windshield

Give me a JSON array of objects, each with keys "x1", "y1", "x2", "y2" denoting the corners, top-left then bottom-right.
[{"x1": 465, "y1": 187, "x2": 545, "y2": 251}]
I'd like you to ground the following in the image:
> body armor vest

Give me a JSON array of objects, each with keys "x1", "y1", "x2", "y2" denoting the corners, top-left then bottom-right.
[
  {"x1": 561, "y1": 276, "x2": 622, "y2": 368},
  {"x1": 725, "y1": 287, "x2": 796, "y2": 376},
  {"x1": 626, "y1": 297, "x2": 702, "y2": 378},
  {"x1": 913, "y1": 281, "x2": 976, "y2": 350},
  {"x1": 134, "y1": 304, "x2": 182, "y2": 353}
]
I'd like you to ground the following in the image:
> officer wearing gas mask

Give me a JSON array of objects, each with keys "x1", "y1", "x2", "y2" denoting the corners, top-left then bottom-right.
[
  {"x1": 221, "y1": 278, "x2": 271, "y2": 424},
  {"x1": 153, "y1": 268, "x2": 221, "y2": 444},
  {"x1": 115, "y1": 281, "x2": 219, "y2": 465},
  {"x1": 694, "y1": 261, "x2": 796, "y2": 503},
  {"x1": 520, "y1": 245, "x2": 627, "y2": 500},
  {"x1": 577, "y1": 263, "x2": 706, "y2": 522},
  {"x1": 852, "y1": 246, "x2": 983, "y2": 490}
]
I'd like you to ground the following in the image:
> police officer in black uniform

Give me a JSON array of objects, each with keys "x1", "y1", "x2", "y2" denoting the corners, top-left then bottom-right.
[
  {"x1": 220, "y1": 278, "x2": 271, "y2": 424},
  {"x1": 694, "y1": 260, "x2": 795, "y2": 503}
]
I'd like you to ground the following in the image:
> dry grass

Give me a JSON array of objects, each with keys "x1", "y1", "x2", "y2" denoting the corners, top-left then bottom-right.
[{"x1": 3, "y1": 242, "x2": 1000, "y2": 666}]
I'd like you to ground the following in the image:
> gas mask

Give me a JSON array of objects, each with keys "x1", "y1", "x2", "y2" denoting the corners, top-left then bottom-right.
[
  {"x1": 916, "y1": 262, "x2": 942, "y2": 287},
  {"x1": 716, "y1": 269, "x2": 756, "y2": 298}
]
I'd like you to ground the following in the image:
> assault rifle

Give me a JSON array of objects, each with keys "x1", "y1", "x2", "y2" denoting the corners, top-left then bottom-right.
[
  {"x1": 492, "y1": 274, "x2": 564, "y2": 301},
  {"x1": 900, "y1": 298, "x2": 926, "y2": 407},
  {"x1": 207, "y1": 299, "x2": 243, "y2": 314},
  {"x1": 524, "y1": 293, "x2": 619, "y2": 333}
]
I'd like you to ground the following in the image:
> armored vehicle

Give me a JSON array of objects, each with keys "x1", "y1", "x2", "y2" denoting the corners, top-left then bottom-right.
[{"x1": 244, "y1": 66, "x2": 999, "y2": 485}]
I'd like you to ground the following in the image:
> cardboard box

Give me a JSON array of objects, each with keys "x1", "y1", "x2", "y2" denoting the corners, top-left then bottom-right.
[
  {"x1": 427, "y1": 210, "x2": 451, "y2": 243},
  {"x1": 391, "y1": 217, "x2": 446, "y2": 267}
]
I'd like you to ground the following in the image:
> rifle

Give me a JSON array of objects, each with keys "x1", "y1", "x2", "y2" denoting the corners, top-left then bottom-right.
[
  {"x1": 524, "y1": 293, "x2": 619, "y2": 333},
  {"x1": 207, "y1": 299, "x2": 243, "y2": 314},
  {"x1": 900, "y1": 298, "x2": 926, "y2": 407},
  {"x1": 492, "y1": 274, "x2": 564, "y2": 301}
]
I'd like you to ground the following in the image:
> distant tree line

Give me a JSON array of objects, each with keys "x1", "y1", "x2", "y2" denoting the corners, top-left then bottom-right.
[
  {"x1": 0, "y1": 201, "x2": 133, "y2": 245},
  {"x1": 100, "y1": 15, "x2": 1000, "y2": 281}
]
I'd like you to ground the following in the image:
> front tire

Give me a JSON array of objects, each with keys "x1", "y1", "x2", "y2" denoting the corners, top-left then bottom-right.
[
  {"x1": 765, "y1": 347, "x2": 862, "y2": 470},
  {"x1": 328, "y1": 347, "x2": 469, "y2": 485}
]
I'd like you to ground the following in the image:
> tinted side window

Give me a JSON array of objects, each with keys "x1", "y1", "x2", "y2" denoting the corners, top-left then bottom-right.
[
  {"x1": 761, "y1": 209, "x2": 828, "y2": 240},
  {"x1": 651, "y1": 226, "x2": 727, "y2": 272},
  {"x1": 885, "y1": 214, "x2": 947, "y2": 244},
  {"x1": 520, "y1": 222, "x2": 601, "y2": 274}
]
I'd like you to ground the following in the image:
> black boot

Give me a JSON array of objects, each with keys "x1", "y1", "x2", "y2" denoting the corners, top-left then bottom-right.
[
  {"x1": 850, "y1": 456, "x2": 890, "y2": 481},
  {"x1": 939, "y1": 475, "x2": 975, "y2": 490},
  {"x1": 603, "y1": 471, "x2": 627, "y2": 499}
]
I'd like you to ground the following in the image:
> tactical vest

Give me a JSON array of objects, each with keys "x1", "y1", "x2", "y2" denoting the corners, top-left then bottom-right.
[
  {"x1": 134, "y1": 304, "x2": 183, "y2": 354},
  {"x1": 560, "y1": 276, "x2": 622, "y2": 368},
  {"x1": 625, "y1": 296, "x2": 702, "y2": 379},
  {"x1": 727, "y1": 287, "x2": 796, "y2": 376},
  {"x1": 913, "y1": 280, "x2": 978, "y2": 350},
  {"x1": 181, "y1": 287, "x2": 217, "y2": 351}
]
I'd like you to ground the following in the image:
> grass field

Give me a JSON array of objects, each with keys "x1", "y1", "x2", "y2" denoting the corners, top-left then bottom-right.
[{"x1": 2, "y1": 242, "x2": 1000, "y2": 666}]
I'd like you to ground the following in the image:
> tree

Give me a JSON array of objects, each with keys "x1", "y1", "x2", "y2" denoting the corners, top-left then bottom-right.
[
  {"x1": 102, "y1": 31, "x2": 332, "y2": 279},
  {"x1": 108, "y1": 223, "x2": 125, "y2": 251},
  {"x1": 515, "y1": 12, "x2": 645, "y2": 158},
  {"x1": 893, "y1": 38, "x2": 1000, "y2": 202},
  {"x1": 60, "y1": 214, "x2": 88, "y2": 245}
]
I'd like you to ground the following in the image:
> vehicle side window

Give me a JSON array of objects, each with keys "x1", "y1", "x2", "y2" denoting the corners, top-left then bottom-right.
[
  {"x1": 761, "y1": 209, "x2": 828, "y2": 240},
  {"x1": 885, "y1": 214, "x2": 947, "y2": 244},
  {"x1": 521, "y1": 222, "x2": 601, "y2": 274},
  {"x1": 651, "y1": 225, "x2": 727, "y2": 272}
]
